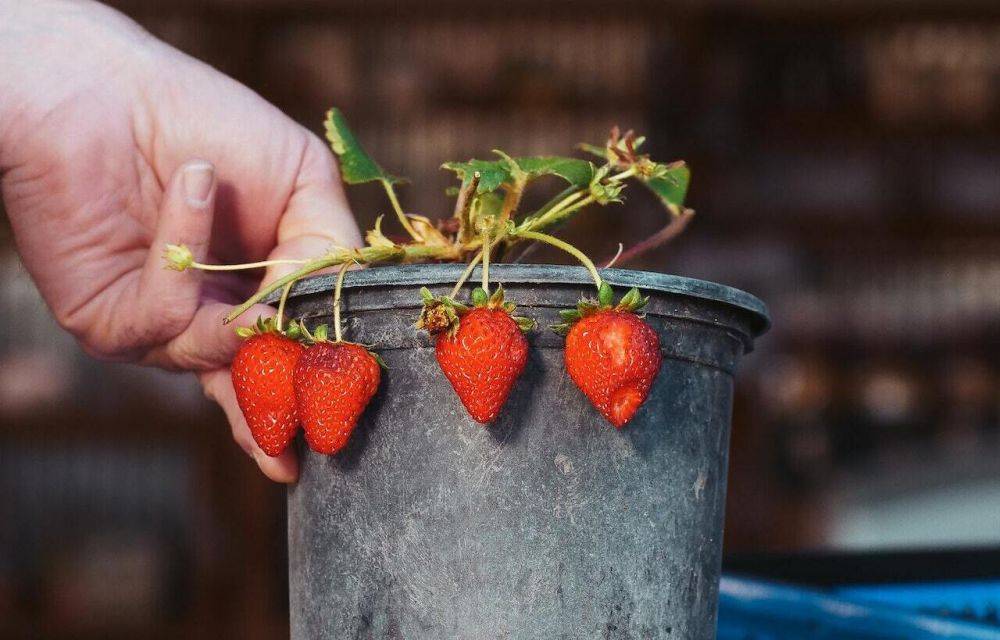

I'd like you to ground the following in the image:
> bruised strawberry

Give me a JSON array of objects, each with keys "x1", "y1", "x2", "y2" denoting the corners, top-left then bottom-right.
[
  {"x1": 418, "y1": 286, "x2": 534, "y2": 423},
  {"x1": 294, "y1": 328, "x2": 382, "y2": 455},
  {"x1": 231, "y1": 317, "x2": 304, "y2": 456},
  {"x1": 555, "y1": 285, "x2": 661, "y2": 427}
]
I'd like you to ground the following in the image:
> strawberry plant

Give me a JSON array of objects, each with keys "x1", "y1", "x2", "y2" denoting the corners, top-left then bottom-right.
[{"x1": 166, "y1": 108, "x2": 693, "y2": 444}]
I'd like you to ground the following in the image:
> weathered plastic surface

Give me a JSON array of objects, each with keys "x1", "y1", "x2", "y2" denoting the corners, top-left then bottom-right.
[{"x1": 281, "y1": 264, "x2": 769, "y2": 640}]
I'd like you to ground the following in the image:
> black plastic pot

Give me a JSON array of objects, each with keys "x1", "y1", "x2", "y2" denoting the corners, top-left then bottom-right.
[{"x1": 281, "y1": 264, "x2": 769, "y2": 639}]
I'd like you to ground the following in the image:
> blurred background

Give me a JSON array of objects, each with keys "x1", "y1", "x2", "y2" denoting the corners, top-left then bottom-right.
[{"x1": 2, "y1": 0, "x2": 1000, "y2": 637}]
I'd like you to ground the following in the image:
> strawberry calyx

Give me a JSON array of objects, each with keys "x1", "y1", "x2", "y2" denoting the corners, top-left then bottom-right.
[
  {"x1": 417, "y1": 285, "x2": 535, "y2": 337},
  {"x1": 416, "y1": 287, "x2": 468, "y2": 337},
  {"x1": 551, "y1": 282, "x2": 649, "y2": 335},
  {"x1": 234, "y1": 315, "x2": 304, "y2": 341},
  {"x1": 298, "y1": 322, "x2": 387, "y2": 369},
  {"x1": 163, "y1": 243, "x2": 195, "y2": 271}
]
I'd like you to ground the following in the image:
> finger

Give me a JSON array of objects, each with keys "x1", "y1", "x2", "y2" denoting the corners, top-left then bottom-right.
[
  {"x1": 264, "y1": 132, "x2": 362, "y2": 283},
  {"x1": 200, "y1": 368, "x2": 299, "y2": 483},
  {"x1": 141, "y1": 301, "x2": 276, "y2": 371},
  {"x1": 137, "y1": 160, "x2": 217, "y2": 343}
]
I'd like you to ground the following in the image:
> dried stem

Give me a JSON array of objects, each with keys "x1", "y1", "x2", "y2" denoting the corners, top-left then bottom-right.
[{"x1": 604, "y1": 208, "x2": 695, "y2": 266}]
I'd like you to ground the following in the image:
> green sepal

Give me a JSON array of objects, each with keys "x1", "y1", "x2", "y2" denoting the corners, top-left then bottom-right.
[
  {"x1": 619, "y1": 287, "x2": 640, "y2": 309},
  {"x1": 514, "y1": 316, "x2": 536, "y2": 333},
  {"x1": 284, "y1": 321, "x2": 303, "y2": 340},
  {"x1": 550, "y1": 322, "x2": 571, "y2": 336},
  {"x1": 598, "y1": 282, "x2": 614, "y2": 307},
  {"x1": 615, "y1": 287, "x2": 649, "y2": 313},
  {"x1": 471, "y1": 287, "x2": 489, "y2": 307},
  {"x1": 503, "y1": 302, "x2": 516, "y2": 314},
  {"x1": 371, "y1": 351, "x2": 388, "y2": 370},
  {"x1": 235, "y1": 326, "x2": 255, "y2": 339},
  {"x1": 558, "y1": 309, "x2": 582, "y2": 323},
  {"x1": 312, "y1": 324, "x2": 329, "y2": 342},
  {"x1": 419, "y1": 286, "x2": 435, "y2": 303},
  {"x1": 577, "y1": 299, "x2": 601, "y2": 315},
  {"x1": 487, "y1": 285, "x2": 506, "y2": 307},
  {"x1": 549, "y1": 285, "x2": 650, "y2": 336}
]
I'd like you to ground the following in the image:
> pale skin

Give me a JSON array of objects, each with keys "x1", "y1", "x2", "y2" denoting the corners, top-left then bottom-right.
[{"x1": 0, "y1": 0, "x2": 363, "y2": 482}]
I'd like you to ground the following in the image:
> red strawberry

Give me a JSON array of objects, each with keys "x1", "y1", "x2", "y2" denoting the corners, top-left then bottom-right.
[
  {"x1": 418, "y1": 286, "x2": 534, "y2": 423},
  {"x1": 557, "y1": 285, "x2": 661, "y2": 428},
  {"x1": 294, "y1": 331, "x2": 382, "y2": 455},
  {"x1": 231, "y1": 317, "x2": 305, "y2": 456}
]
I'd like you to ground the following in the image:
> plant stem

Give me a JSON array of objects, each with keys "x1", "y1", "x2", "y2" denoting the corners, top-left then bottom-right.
[
  {"x1": 276, "y1": 280, "x2": 294, "y2": 333},
  {"x1": 450, "y1": 251, "x2": 483, "y2": 299},
  {"x1": 607, "y1": 166, "x2": 637, "y2": 182},
  {"x1": 601, "y1": 208, "x2": 695, "y2": 267},
  {"x1": 225, "y1": 243, "x2": 464, "y2": 324},
  {"x1": 481, "y1": 226, "x2": 491, "y2": 292},
  {"x1": 453, "y1": 172, "x2": 481, "y2": 244},
  {"x1": 333, "y1": 261, "x2": 351, "y2": 343},
  {"x1": 514, "y1": 230, "x2": 602, "y2": 289},
  {"x1": 534, "y1": 190, "x2": 584, "y2": 225},
  {"x1": 604, "y1": 243, "x2": 624, "y2": 268},
  {"x1": 189, "y1": 258, "x2": 309, "y2": 271},
  {"x1": 382, "y1": 179, "x2": 421, "y2": 242},
  {"x1": 522, "y1": 193, "x2": 596, "y2": 234}
]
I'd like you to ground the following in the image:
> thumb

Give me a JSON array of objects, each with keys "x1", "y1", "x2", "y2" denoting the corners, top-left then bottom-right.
[{"x1": 137, "y1": 160, "x2": 217, "y2": 344}]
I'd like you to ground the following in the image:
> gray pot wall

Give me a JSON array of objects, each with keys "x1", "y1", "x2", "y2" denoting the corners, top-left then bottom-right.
[{"x1": 279, "y1": 264, "x2": 769, "y2": 640}]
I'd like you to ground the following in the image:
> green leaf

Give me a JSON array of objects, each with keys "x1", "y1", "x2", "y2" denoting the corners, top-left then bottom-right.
[
  {"x1": 442, "y1": 159, "x2": 509, "y2": 192},
  {"x1": 643, "y1": 163, "x2": 690, "y2": 215},
  {"x1": 443, "y1": 156, "x2": 595, "y2": 193},
  {"x1": 472, "y1": 192, "x2": 505, "y2": 219},
  {"x1": 550, "y1": 323, "x2": 571, "y2": 336},
  {"x1": 516, "y1": 156, "x2": 594, "y2": 188},
  {"x1": 324, "y1": 108, "x2": 402, "y2": 185}
]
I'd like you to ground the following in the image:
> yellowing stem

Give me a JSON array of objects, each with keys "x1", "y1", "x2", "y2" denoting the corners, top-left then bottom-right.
[
  {"x1": 333, "y1": 261, "x2": 352, "y2": 343},
  {"x1": 481, "y1": 228, "x2": 492, "y2": 292},
  {"x1": 450, "y1": 250, "x2": 483, "y2": 299},
  {"x1": 383, "y1": 180, "x2": 421, "y2": 242},
  {"x1": 514, "y1": 229, "x2": 602, "y2": 290},
  {"x1": 276, "y1": 280, "x2": 294, "y2": 333}
]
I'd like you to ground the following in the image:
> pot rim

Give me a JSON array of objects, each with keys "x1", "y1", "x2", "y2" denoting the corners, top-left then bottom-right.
[{"x1": 274, "y1": 263, "x2": 770, "y2": 336}]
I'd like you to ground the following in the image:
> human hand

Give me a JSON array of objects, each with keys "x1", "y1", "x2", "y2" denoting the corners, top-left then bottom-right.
[{"x1": 0, "y1": 0, "x2": 361, "y2": 482}]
